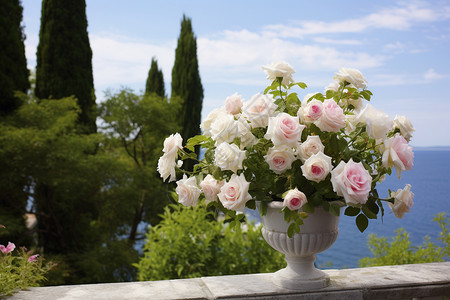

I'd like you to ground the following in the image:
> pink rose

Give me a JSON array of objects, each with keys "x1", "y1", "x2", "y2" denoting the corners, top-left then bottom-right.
[
  {"x1": 200, "y1": 174, "x2": 224, "y2": 203},
  {"x1": 388, "y1": 184, "x2": 414, "y2": 218},
  {"x1": 382, "y1": 135, "x2": 414, "y2": 179},
  {"x1": 0, "y1": 242, "x2": 16, "y2": 254},
  {"x1": 331, "y1": 159, "x2": 372, "y2": 205},
  {"x1": 301, "y1": 152, "x2": 333, "y2": 183},
  {"x1": 283, "y1": 188, "x2": 307, "y2": 211},
  {"x1": 315, "y1": 99, "x2": 346, "y2": 132},
  {"x1": 298, "y1": 98, "x2": 323, "y2": 124},
  {"x1": 265, "y1": 113, "x2": 305, "y2": 148},
  {"x1": 225, "y1": 93, "x2": 244, "y2": 115},
  {"x1": 264, "y1": 145, "x2": 296, "y2": 174},
  {"x1": 218, "y1": 174, "x2": 252, "y2": 212}
]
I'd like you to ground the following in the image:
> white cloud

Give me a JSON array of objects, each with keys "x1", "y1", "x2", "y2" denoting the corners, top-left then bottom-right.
[
  {"x1": 423, "y1": 68, "x2": 446, "y2": 81},
  {"x1": 262, "y1": 1, "x2": 450, "y2": 38},
  {"x1": 312, "y1": 37, "x2": 363, "y2": 45},
  {"x1": 370, "y1": 69, "x2": 447, "y2": 86},
  {"x1": 90, "y1": 33, "x2": 176, "y2": 88}
]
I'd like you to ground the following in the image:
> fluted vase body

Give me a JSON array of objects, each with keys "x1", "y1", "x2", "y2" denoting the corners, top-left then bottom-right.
[{"x1": 259, "y1": 202, "x2": 340, "y2": 290}]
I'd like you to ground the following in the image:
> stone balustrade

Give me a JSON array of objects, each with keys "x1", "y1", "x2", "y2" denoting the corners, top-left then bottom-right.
[{"x1": 8, "y1": 262, "x2": 450, "y2": 299}]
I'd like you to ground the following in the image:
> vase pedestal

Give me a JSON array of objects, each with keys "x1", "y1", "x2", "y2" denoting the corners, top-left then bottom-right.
[
  {"x1": 259, "y1": 202, "x2": 340, "y2": 290},
  {"x1": 273, "y1": 254, "x2": 329, "y2": 290}
]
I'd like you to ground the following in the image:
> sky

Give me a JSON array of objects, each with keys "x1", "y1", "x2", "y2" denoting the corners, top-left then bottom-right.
[{"x1": 20, "y1": 0, "x2": 450, "y2": 147}]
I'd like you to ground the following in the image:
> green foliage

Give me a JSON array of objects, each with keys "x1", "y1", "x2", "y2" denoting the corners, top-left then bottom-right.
[
  {"x1": 99, "y1": 88, "x2": 181, "y2": 228},
  {"x1": 35, "y1": 0, "x2": 96, "y2": 132},
  {"x1": 171, "y1": 15, "x2": 204, "y2": 146},
  {"x1": 0, "y1": 94, "x2": 139, "y2": 284},
  {"x1": 145, "y1": 57, "x2": 165, "y2": 97},
  {"x1": 0, "y1": 248, "x2": 53, "y2": 296},
  {"x1": 359, "y1": 213, "x2": 450, "y2": 267},
  {"x1": 0, "y1": 0, "x2": 30, "y2": 115},
  {"x1": 135, "y1": 204, "x2": 285, "y2": 280}
]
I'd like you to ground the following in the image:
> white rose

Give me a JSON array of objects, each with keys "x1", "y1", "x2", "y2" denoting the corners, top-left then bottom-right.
[
  {"x1": 264, "y1": 145, "x2": 296, "y2": 174},
  {"x1": 214, "y1": 142, "x2": 246, "y2": 172},
  {"x1": 210, "y1": 113, "x2": 238, "y2": 144},
  {"x1": 200, "y1": 174, "x2": 224, "y2": 204},
  {"x1": 157, "y1": 154, "x2": 177, "y2": 182},
  {"x1": 176, "y1": 175, "x2": 201, "y2": 207},
  {"x1": 283, "y1": 188, "x2": 307, "y2": 211},
  {"x1": 355, "y1": 104, "x2": 393, "y2": 140},
  {"x1": 388, "y1": 184, "x2": 414, "y2": 218},
  {"x1": 162, "y1": 133, "x2": 183, "y2": 158},
  {"x1": 297, "y1": 135, "x2": 324, "y2": 162},
  {"x1": 201, "y1": 107, "x2": 227, "y2": 136},
  {"x1": 237, "y1": 116, "x2": 256, "y2": 149},
  {"x1": 262, "y1": 61, "x2": 296, "y2": 86},
  {"x1": 225, "y1": 93, "x2": 244, "y2": 115},
  {"x1": 218, "y1": 173, "x2": 252, "y2": 212},
  {"x1": 298, "y1": 98, "x2": 323, "y2": 124},
  {"x1": 393, "y1": 115, "x2": 415, "y2": 142},
  {"x1": 325, "y1": 81, "x2": 340, "y2": 92},
  {"x1": 334, "y1": 67, "x2": 367, "y2": 89},
  {"x1": 242, "y1": 93, "x2": 278, "y2": 128},
  {"x1": 315, "y1": 99, "x2": 346, "y2": 132},
  {"x1": 301, "y1": 152, "x2": 333, "y2": 183},
  {"x1": 265, "y1": 112, "x2": 305, "y2": 148}
]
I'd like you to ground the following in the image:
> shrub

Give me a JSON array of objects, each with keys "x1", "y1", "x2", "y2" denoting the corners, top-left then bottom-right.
[
  {"x1": 359, "y1": 213, "x2": 449, "y2": 267},
  {"x1": 0, "y1": 243, "x2": 54, "y2": 296},
  {"x1": 135, "y1": 204, "x2": 285, "y2": 280}
]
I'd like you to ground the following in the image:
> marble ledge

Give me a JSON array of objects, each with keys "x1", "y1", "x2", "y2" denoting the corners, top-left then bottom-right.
[{"x1": 7, "y1": 262, "x2": 450, "y2": 300}]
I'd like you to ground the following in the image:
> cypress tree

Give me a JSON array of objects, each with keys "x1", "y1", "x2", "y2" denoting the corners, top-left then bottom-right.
[
  {"x1": 35, "y1": 0, "x2": 96, "y2": 133},
  {"x1": 145, "y1": 57, "x2": 165, "y2": 97},
  {"x1": 171, "y1": 15, "x2": 204, "y2": 142},
  {"x1": 0, "y1": 0, "x2": 30, "y2": 115}
]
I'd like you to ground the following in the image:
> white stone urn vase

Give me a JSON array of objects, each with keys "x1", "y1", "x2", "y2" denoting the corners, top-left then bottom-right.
[{"x1": 259, "y1": 201, "x2": 340, "y2": 290}]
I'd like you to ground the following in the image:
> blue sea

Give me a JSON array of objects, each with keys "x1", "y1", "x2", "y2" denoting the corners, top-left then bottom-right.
[{"x1": 251, "y1": 149, "x2": 450, "y2": 269}]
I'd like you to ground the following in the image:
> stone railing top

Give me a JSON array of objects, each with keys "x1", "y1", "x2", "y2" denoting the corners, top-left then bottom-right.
[{"x1": 8, "y1": 262, "x2": 450, "y2": 300}]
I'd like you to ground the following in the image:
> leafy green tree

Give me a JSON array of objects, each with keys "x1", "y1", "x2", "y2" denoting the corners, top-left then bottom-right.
[
  {"x1": 135, "y1": 204, "x2": 286, "y2": 281},
  {"x1": 171, "y1": 15, "x2": 204, "y2": 145},
  {"x1": 0, "y1": 94, "x2": 138, "y2": 284},
  {"x1": 99, "y1": 89, "x2": 181, "y2": 243},
  {"x1": 0, "y1": 0, "x2": 29, "y2": 115},
  {"x1": 35, "y1": 0, "x2": 96, "y2": 133},
  {"x1": 359, "y1": 213, "x2": 449, "y2": 267},
  {"x1": 145, "y1": 57, "x2": 165, "y2": 97}
]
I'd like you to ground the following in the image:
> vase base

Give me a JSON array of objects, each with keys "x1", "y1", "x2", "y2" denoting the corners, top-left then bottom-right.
[{"x1": 272, "y1": 267, "x2": 330, "y2": 290}]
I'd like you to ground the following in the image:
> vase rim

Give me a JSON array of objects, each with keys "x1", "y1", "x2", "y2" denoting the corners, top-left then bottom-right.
[{"x1": 256, "y1": 201, "x2": 284, "y2": 209}]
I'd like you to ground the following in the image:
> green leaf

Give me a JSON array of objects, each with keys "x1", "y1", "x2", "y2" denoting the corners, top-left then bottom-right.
[
  {"x1": 356, "y1": 214, "x2": 369, "y2": 233},
  {"x1": 185, "y1": 135, "x2": 209, "y2": 152},
  {"x1": 287, "y1": 223, "x2": 295, "y2": 238},
  {"x1": 296, "y1": 82, "x2": 307, "y2": 89},
  {"x1": 345, "y1": 206, "x2": 360, "y2": 216},
  {"x1": 360, "y1": 90, "x2": 373, "y2": 101},
  {"x1": 362, "y1": 205, "x2": 377, "y2": 219},
  {"x1": 246, "y1": 199, "x2": 256, "y2": 210}
]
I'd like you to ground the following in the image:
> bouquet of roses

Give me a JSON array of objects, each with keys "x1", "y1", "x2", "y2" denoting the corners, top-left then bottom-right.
[{"x1": 157, "y1": 61, "x2": 415, "y2": 237}]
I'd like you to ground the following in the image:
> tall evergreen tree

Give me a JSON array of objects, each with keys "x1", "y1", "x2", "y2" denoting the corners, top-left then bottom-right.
[
  {"x1": 145, "y1": 57, "x2": 165, "y2": 97},
  {"x1": 171, "y1": 15, "x2": 203, "y2": 142},
  {"x1": 35, "y1": 0, "x2": 96, "y2": 133},
  {"x1": 0, "y1": 0, "x2": 30, "y2": 115}
]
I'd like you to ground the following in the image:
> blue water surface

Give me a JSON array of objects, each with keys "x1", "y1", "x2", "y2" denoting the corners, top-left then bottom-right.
[{"x1": 315, "y1": 150, "x2": 450, "y2": 269}]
